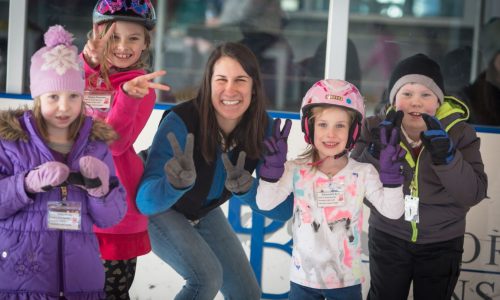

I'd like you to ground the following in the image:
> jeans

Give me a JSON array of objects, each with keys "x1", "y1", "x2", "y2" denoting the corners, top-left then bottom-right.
[
  {"x1": 289, "y1": 282, "x2": 362, "y2": 300},
  {"x1": 148, "y1": 207, "x2": 261, "y2": 300}
]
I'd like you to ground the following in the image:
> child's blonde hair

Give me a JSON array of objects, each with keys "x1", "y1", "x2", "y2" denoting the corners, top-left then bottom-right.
[
  {"x1": 299, "y1": 105, "x2": 357, "y2": 167},
  {"x1": 32, "y1": 96, "x2": 86, "y2": 142},
  {"x1": 88, "y1": 22, "x2": 152, "y2": 89}
]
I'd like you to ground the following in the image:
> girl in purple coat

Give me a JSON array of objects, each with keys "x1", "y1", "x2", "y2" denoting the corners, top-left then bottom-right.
[{"x1": 0, "y1": 25, "x2": 126, "y2": 299}]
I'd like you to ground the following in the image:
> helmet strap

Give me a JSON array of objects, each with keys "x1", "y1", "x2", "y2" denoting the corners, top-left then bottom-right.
[
  {"x1": 346, "y1": 116, "x2": 362, "y2": 150},
  {"x1": 307, "y1": 149, "x2": 348, "y2": 167}
]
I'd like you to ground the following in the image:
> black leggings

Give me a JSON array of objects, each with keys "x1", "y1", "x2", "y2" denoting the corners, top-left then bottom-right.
[{"x1": 102, "y1": 258, "x2": 137, "y2": 300}]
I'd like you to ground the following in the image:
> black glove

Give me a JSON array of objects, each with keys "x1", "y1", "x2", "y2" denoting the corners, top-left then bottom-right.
[
  {"x1": 368, "y1": 110, "x2": 404, "y2": 159},
  {"x1": 420, "y1": 113, "x2": 455, "y2": 165}
]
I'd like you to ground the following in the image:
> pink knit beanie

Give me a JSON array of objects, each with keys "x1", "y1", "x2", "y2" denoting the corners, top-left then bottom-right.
[{"x1": 30, "y1": 25, "x2": 84, "y2": 98}]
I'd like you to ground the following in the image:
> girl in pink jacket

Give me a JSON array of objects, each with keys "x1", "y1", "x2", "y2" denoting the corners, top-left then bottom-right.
[{"x1": 81, "y1": 1, "x2": 169, "y2": 298}]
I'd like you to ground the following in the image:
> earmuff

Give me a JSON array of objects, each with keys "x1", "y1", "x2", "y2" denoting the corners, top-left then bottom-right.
[{"x1": 301, "y1": 110, "x2": 314, "y2": 144}]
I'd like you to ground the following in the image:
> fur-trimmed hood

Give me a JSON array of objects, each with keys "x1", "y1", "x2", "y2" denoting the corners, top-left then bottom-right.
[{"x1": 0, "y1": 108, "x2": 118, "y2": 144}]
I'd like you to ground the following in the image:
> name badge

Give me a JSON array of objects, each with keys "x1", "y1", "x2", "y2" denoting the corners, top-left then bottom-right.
[
  {"x1": 83, "y1": 90, "x2": 114, "y2": 110},
  {"x1": 404, "y1": 195, "x2": 419, "y2": 223},
  {"x1": 47, "y1": 201, "x2": 82, "y2": 231},
  {"x1": 315, "y1": 180, "x2": 345, "y2": 207}
]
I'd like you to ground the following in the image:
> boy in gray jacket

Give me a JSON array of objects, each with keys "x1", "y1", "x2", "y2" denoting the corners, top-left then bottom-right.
[{"x1": 351, "y1": 53, "x2": 488, "y2": 300}]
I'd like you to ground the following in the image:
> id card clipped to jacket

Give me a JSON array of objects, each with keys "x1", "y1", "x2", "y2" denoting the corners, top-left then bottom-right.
[
  {"x1": 83, "y1": 75, "x2": 114, "y2": 120},
  {"x1": 404, "y1": 195, "x2": 419, "y2": 223},
  {"x1": 47, "y1": 187, "x2": 82, "y2": 231}
]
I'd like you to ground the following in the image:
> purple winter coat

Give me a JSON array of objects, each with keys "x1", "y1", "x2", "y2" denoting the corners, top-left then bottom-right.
[{"x1": 0, "y1": 110, "x2": 127, "y2": 299}]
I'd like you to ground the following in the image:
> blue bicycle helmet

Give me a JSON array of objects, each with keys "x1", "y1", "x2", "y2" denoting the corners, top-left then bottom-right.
[{"x1": 93, "y1": 0, "x2": 156, "y2": 30}]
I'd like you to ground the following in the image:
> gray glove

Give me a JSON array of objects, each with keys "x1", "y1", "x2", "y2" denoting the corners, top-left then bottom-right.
[
  {"x1": 222, "y1": 151, "x2": 253, "y2": 194},
  {"x1": 164, "y1": 132, "x2": 196, "y2": 189}
]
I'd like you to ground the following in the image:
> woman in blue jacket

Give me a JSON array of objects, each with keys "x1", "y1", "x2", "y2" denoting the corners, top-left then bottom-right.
[{"x1": 137, "y1": 42, "x2": 291, "y2": 299}]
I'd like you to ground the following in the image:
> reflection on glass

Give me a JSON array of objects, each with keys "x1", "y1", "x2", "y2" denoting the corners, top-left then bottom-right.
[
  {"x1": 348, "y1": 0, "x2": 472, "y2": 118},
  {"x1": 0, "y1": 1, "x2": 8, "y2": 93},
  {"x1": 462, "y1": 18, "x2": 500, "y2": 125},
  {"x1": 23, "y1": 0, "x2": 95, "y2": 94},
  {"x1": 350, "y1": 0, "x2": 464, "y2": 18},
  {"x1": 160, "y1": 0, "x2": 329, "y2": 112}
]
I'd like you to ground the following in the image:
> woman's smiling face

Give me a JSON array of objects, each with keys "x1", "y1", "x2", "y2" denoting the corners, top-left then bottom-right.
[{"x1": 210, "y1": 56, "x2": 253, "y2": 134}]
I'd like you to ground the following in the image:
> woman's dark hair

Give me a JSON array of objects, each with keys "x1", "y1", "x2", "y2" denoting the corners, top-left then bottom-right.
[{"x1": 194, "y1": 42, "x2": 269, "y2": 163}]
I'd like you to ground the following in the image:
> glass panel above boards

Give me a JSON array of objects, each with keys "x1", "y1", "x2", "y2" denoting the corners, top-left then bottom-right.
[
  {"x1": 347, "y1": 0, "x2": 500, "y2": 126},
  {"x1": 157, "y1": 0, "x2": 329, "y2": 112},
  {"x1": 0, "y1": 0, "x2": 8, "y2": 93}
]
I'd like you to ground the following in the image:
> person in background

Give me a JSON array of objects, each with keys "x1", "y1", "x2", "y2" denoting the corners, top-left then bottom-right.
[
  {"x1": 136, "y1": 42, "x2": 292, "y2": 300},
  {"x1": 206, "y1": 0, "x2": 293, "y2": 107},
  {"x1": 0, "y1": 25, "x2": 126, "y2": 299},
  {"x1": 81, "y1": 0, "x2": 170, "y2": 298},
  {"x1": 206, "y1": 0, "x2": 286, "y2": 62},
  {"x1": 462, "y1": 17, "x2": 500, "y2": 125},
  {"x1": 257, "y1": 79, "x2": 405, "y2": 300},
  {"x1": 351, "y1": 53, "x2": 488, "y2": 300}
]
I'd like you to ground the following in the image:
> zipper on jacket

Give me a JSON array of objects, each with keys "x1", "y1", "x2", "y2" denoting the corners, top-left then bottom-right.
[
  {"x1": 401, "y1": 142, "x2": 420, "y2": 243},
  {"x1": 404, "y1": 105, "x2": 459, "y2": 243},
  {"x1": 409, "y1": 148, "x2": 423, "y2": 243},
  {"x1": 59, "y1": 186, "x2": 67, "y2": 297}
]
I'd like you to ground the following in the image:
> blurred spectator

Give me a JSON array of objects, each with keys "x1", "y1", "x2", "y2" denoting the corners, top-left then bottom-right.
[
  {"x1": 462, "y1": 18, "x2": 500, "y2": 125},
  {"x1": 362, "y1": 23, "x2": 401, "y2": 80},
  {"x1": 442, "y1": 46, "x2": 472, "y2": 97},
  {"x1": 207, "y1": 0, "x2": 294, "y2": 108},
  {"x1": 207, "y1": 0, "x2": 287, "y2": 62},
  {"x1": 298, "y1": 38, "x2": 361, "y2": 101}
]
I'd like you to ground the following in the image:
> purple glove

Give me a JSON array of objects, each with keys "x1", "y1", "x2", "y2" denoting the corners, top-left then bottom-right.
[
  {"x1": 368, "y1": 110, "x2": 404, "y2": 159},
  {"x1": 260, "y1": 118, "x2": 292, "y2": 182},
  {"x1": 379, "y1": 126, "x2": 406, "y2": 187},
  {"x1": 79, "y1": 156, "x2": 110, "y2": 197},
  {"x1": 24, "y1": 161, "x2": 70, "y2": 193}
]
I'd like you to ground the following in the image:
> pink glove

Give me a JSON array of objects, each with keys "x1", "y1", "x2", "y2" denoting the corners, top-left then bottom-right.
[
  {"x1": 24, "y1": 161, "x2": 70, "y2": 193},
  {"x1": 79, "y1": 156, "x2": 110, "y2": 198}
]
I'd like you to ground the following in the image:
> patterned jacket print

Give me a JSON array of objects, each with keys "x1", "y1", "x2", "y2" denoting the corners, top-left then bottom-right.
[{"x1": 257, "y1": 157, "x2": 403, "y2": 289}]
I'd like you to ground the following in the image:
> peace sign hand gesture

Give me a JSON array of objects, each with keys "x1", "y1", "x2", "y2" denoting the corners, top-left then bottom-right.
[
  {"x1": 164, "y1": 133, "x2": 196, "y2": 189},
  {"x1": 260, "y1": 118, "x2": 292, "y2": 182},
  {"x1": 222, "y1": 152, "x2": 253, "y2": 194},
  {"x1": 83, "y1": 23, "x2": 116, "y2": 68},
  {"x1": 122, "y1": 70, "x2": 171, "y2": 99},
  {"x1": 379, "y1": 125, "x2": 406, "y2": 187}
]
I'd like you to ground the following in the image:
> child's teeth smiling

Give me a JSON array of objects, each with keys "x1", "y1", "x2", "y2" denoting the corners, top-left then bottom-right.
[
  {"x1": 115, "y1": 53, "x2": 131, "y2": 59},
  {"x1": 324, "y1": 142, "x2": 338, "y2": 147},
  {"x1": 409, "y1": 112, "x2": 422, "y2": 116}
]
